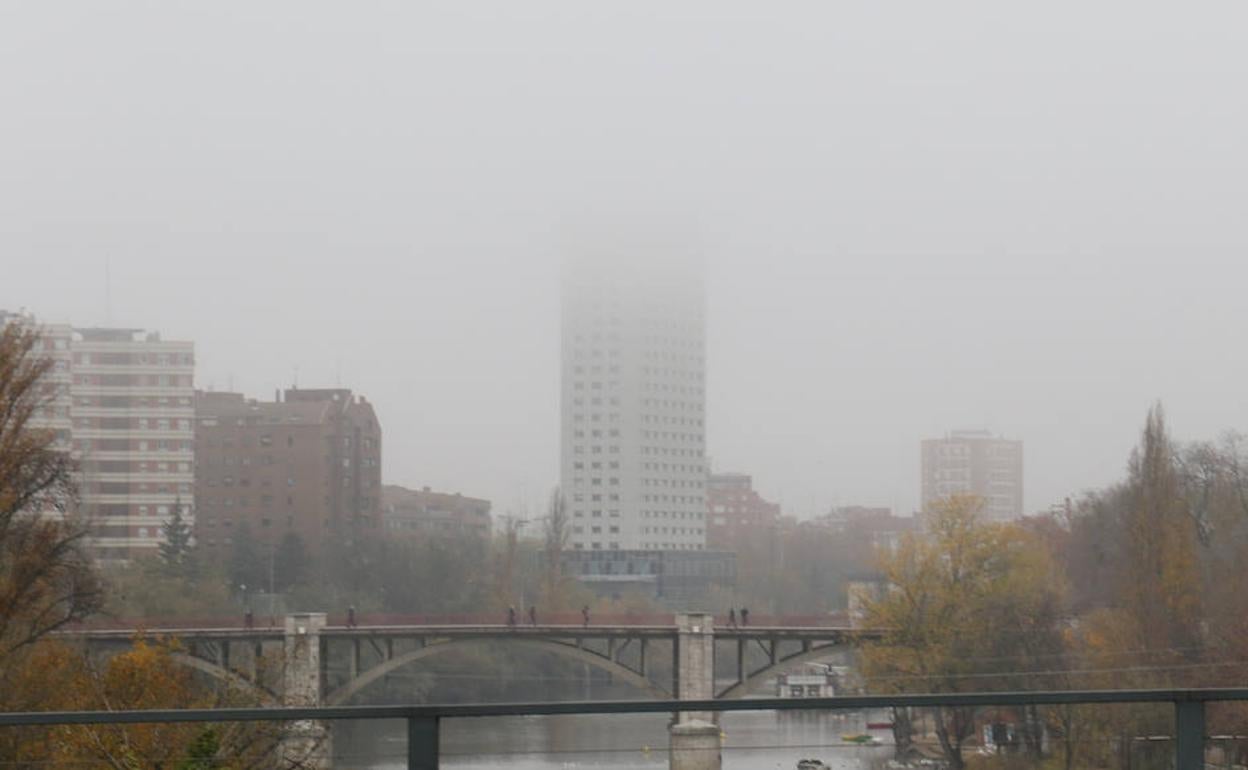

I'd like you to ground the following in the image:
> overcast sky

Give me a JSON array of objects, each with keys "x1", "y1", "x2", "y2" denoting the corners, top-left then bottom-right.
[{"x1": 4, "y1": 2, "x2": 1247, "y2": 519}]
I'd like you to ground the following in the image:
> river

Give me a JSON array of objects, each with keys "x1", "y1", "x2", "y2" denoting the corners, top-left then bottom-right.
[{"x1": 345, "y1": 709, "x2": 894, "y2": 770}]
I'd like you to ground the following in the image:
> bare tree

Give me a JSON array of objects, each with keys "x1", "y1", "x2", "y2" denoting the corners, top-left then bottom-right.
[
  {"x1": 542, "y1": 487, "x2": 569, "y2": 605},
  {"x1": 0, "y1": 324, "x2": 101, "y2": 669}
]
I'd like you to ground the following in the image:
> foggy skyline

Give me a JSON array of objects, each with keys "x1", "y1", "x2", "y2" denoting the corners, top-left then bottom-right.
[{"x1": 5, "y1": 2, "x2": 1248, "y2": 520}]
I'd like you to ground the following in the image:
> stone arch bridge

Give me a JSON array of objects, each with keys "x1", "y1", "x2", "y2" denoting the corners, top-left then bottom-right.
[
  {"x1": 67, "y1": 613, "x2": 882, "y2": 708},
  {"x1": 67, "y1": 613, "x2": 882, "y2": 768}
]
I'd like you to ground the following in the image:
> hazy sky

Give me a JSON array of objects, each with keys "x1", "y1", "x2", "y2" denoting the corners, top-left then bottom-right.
[{"x1": 4, "y1": 2, "x2": 1247, "y2": 519}]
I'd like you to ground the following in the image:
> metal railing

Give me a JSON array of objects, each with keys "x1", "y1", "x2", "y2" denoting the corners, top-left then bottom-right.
[{"x1": 2, "y1": 688, "x2": 1245, "y2": 769}]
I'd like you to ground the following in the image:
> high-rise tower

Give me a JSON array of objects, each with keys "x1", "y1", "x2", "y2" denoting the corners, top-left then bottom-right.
[
  {"x1": 560, "y1": 252, "x2": 706, "y2": 551},
  {"x1": 920, "y1": 430, "x2": 1024, "y2": 521}
]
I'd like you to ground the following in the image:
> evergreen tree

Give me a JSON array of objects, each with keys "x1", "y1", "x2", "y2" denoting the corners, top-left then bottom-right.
[{"x1": 158, "y1": 498, "x2": 194, "y2": 576}]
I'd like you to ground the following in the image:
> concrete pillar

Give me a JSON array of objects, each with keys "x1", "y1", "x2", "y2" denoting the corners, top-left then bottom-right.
[
  {"x1": 670, "y1": 722, "x2": 723, "y2": 770},
  {"x1": 282, "y1": 613, "x2": 331, "y2": 769},
  {"x1": 671, "y1": 613, "x2": 721, "y2": 770}
]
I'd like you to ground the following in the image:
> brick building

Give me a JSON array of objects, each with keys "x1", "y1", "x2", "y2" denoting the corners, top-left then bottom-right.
[
  {"x1": 381, "y1": 484, "x2": 491, "y2": 539},
  {"x1": 809, "y1": 505, "x2": 919, "y2": 554},
  {"x1": 194, "y1": 388, "x2": 381, "y2": 558},
  {"x1": 706, "y1": 472, "x2": 781, "y2": 551}
]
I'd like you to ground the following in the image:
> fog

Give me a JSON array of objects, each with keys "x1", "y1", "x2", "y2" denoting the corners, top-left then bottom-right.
[{"x1": 3, "y1": 2, "x2": 1248, "y2": 518}]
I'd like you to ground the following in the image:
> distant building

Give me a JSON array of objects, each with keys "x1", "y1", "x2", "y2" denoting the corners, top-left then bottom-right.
[
  {"x1": 194, "y1": 388, "x2": 381, "y2": 558},
  {"x1": 560, "y1": 548, "x2": 735, "y2": 604},
  {"x1": 706, "y1": 473, "x2": 781, "y2": 551},
  {"x1": 381, "y1": 484, "x2": 491, "y2": 538},
  {"x1": 2, "y1": 311, "x2": 196, "y2": 563},
  {"x1": 560, "y1": 254, "x2": 707, "y2": 552},
  {"x1": 809, "y1": 506, "x2": 919, "y2": 554},
  {"x1": 776, "y1": 664, "x2": 844, "y2": 698},
  {"x1": 72, "y1": 328, "x2": 196, "y2": 562},
  {"x1": 921, "y1": 430, "x2": 1024, "y2": 521}
]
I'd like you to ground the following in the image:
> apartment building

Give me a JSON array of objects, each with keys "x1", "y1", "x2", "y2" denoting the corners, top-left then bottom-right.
[
  {"x1": 706, "y1": 473, "x2": 782, "y2": 551},
  {"x1": 920, "y1": 430, "x2": 1024, "y2": 521},
  {"x1": 71, "y1": 328, "x2": 196, "y2": 561},
  {"x1": 2, "y1": 311, "x2": 197, "y2": 561},
  {"x1": 560, "y1": 255, "x2": 707, "y2": 551},
  {"x1": 381, "y1": 484, "x2": 491, "y2": 539},
  {"x1": 194, "y1": 388, "x2": 381, "y2": 557}
]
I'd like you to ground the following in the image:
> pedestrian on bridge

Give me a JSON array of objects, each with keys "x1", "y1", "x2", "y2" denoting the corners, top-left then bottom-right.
[
  {"x1": 507, "y1": 606, "x2": 517, "y2": 628},
  {"x1": 582, "y1": 605, "x2": 590, "y2": 628},
  {"x1": 244, "y1": 609, "x2": 253, "y2": 629},
  {"x1": 529, "y1": 605, "x2": 538, "y2": 626},
  {"x1": 347, "y1": 605, "x2": 357, "y2": 628},
  {"x1": 728, "y1": 608, "x2": 737, "y2": 628},
  {"x1": 741, "y1": 607, "x2": 750, "y2": 627}
]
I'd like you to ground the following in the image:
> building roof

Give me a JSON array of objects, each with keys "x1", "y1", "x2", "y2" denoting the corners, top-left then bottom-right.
[{"x1": 196, "y1": 391, "x2": 337, "y2": 425}]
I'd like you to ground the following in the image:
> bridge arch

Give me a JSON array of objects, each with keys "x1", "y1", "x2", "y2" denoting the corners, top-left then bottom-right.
[
  {"x1": 170, "y1": 653, "x2": 279, "y2": 706},
  {"x1": 325, "y1": 637, "x2": 670, "y2": 706},
  {"x1": 716, "y1": 642, "x2": 854, "y2": 700}
]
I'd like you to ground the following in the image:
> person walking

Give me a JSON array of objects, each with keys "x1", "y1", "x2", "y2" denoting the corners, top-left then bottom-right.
[
  {"x1": 507, "y1": 605, "x2": 517, "y2": 628},
  {"x1": 529, "y1": 605, "x2": 538, "y2": 626},
  {"x1": 347, "y1": 605, "x2": 357, "y2": 628},
  {"x1": 728, "y1": 608, "x2": 737, "y2": 628},
  {"x1": 740, "y1": 607, "x2": 750, "y2": 627},
  {"x1": 244, "y1": 608, "x2": 254, "y2": 630},
  {"x1": 582, "y1": 605, "x2": 590, "y2": 628}
]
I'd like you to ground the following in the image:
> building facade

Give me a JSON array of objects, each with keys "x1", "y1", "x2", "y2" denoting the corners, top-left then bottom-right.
[
  {"x1": 810, "y1": 506, "x2": 919, "y2": 554},
  {"x1": 381, "y1": 484, "x2": 491, "y2": 539},
  {"x1": 2, "y1": 312, "x2": 197, "y2": 562},
  {"x1": 71, "y1": 328, "x2": 196, "y2": 561},
  {"x1": 706, "y1": 473, "x2": 782, "y2": 551},
  {"x1": 559, "y1": 548, "x2": 735, "y2": 604},
  {"x1": 920, "y1": 430, "x2": 1024, "y2": 521},
  {"x1": 560, "y1": 256, "x2": 707, "y2": 552},
  {"x1": 194, "y1": 388, "x2": 381, "y2": 558}
]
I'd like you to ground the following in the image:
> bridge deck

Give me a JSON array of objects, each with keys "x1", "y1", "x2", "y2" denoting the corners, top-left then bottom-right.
[{"x1": 65, "y1": 624, "x2": 876, "y2": 641}]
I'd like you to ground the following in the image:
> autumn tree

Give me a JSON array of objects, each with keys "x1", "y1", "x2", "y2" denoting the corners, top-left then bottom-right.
[
  {"x1": 1, "y1": 636, "x2": 285, "y2": 769},
  {"x1": 1120, "y1": 405, "x2": 1203, "y2": 658},
  {"x1": 0, "y1": 323, "x2": 101, "y2": 686},
  {"x1": 860, "y1": 495, "x2": 1067, "y2": 770}
]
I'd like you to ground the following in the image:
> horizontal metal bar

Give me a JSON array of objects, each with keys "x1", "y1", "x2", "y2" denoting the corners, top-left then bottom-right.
[{"x1": 2, "y1": 689, "x2": 1247, "y2": 728}]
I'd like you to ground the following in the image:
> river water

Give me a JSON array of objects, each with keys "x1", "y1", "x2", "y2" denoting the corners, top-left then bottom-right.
[{"x1": 351, "y1": 709, "x2": 894, "y2": 770}]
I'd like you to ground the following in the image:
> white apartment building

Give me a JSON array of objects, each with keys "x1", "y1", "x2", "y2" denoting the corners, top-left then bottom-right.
[
  {"x1": 920, "y1": 430, "x2": 1024, "y2": 521},
  {"x1": 560, "y1": 256, "x2": 707, "y2": 551},
  {"x1": 2, "y1": 313, "x2": 194, "y2": 561},
  {"x1": 71, "y1": 328, "x2": 195, "y2": 561}
]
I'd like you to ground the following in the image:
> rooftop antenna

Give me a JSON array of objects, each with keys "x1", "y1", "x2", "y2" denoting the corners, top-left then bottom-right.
[{"x1": 104, "y1": 256, "x2": 113, "y2": 325}]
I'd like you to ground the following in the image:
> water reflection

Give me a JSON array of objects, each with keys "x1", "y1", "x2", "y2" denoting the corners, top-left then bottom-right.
[{"x1": 358, "y1": 710, "x2": 893, "y2": 770}]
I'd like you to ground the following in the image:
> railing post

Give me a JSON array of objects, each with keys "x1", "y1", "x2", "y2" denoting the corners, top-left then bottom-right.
[
  {"x1": 407, "y1": 716, "x2": 439, "y2": 770},
  {"x1": 1175, "y1": 698, "x2": 1205, "y2": 770}
]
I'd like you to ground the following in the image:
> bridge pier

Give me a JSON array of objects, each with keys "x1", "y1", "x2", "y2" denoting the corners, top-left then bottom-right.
[
  {"x1": 671, "y1": 613, "x2": 721, "y2": 770},
  {"x1": 281, "y1": 613, "x2": 332, "y2": 769}
]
